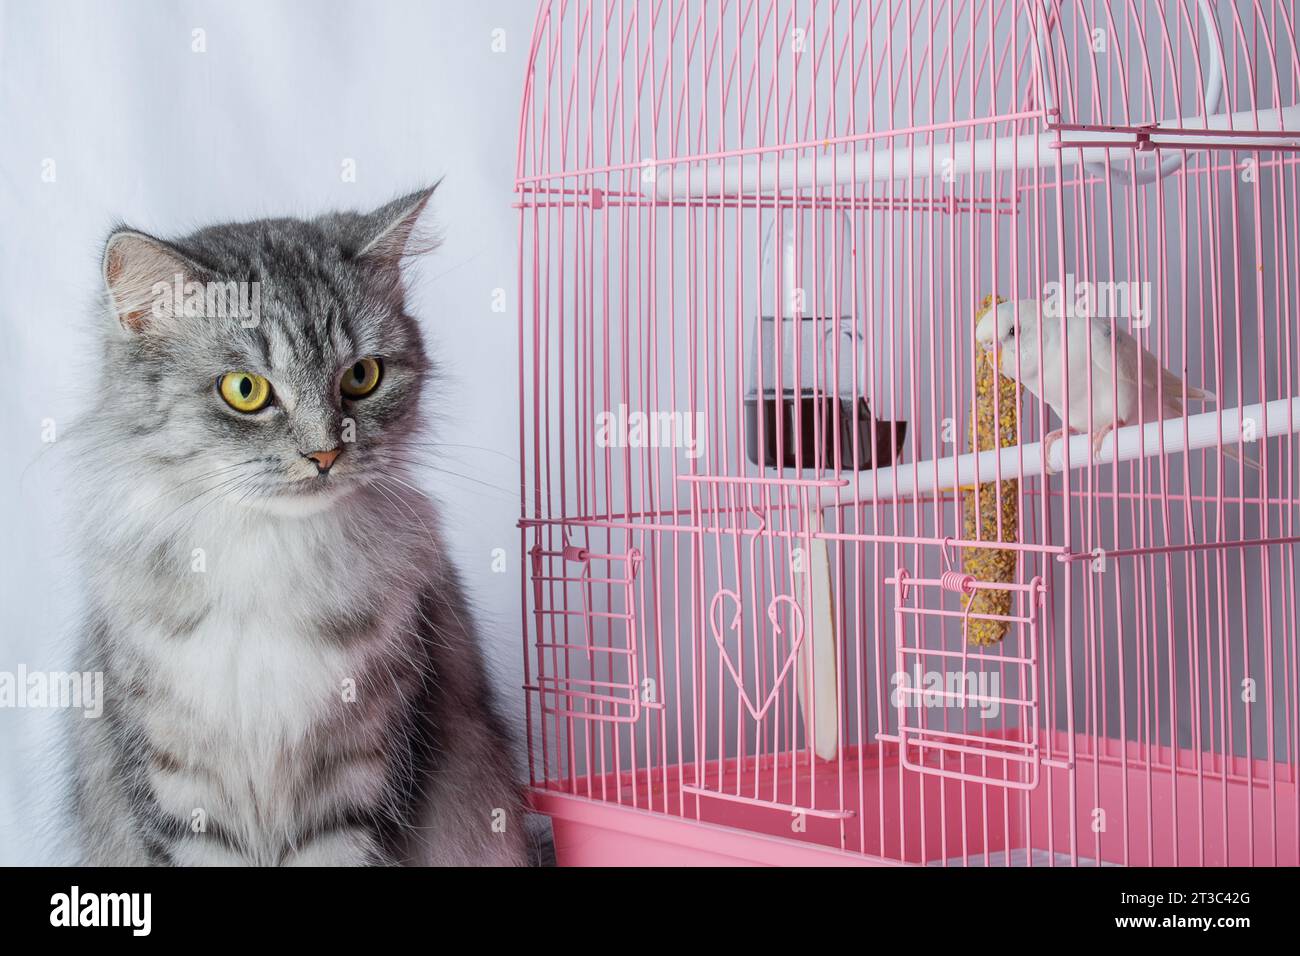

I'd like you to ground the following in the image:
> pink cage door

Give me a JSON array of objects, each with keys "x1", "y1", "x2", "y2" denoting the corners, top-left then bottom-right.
[{"x1": 517, "y1": 0, "x2": 1300, "y2": 867}]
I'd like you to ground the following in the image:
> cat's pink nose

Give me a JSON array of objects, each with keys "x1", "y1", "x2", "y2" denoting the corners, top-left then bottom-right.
[{"x1": 305, "y1": 447, "x2": 343, "y2": 473}]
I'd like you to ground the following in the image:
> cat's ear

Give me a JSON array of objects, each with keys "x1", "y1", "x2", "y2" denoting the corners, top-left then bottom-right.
[
  {"x1": 101, "y1": 229, "x2": 206, "y2": 334},
  {"x1": 351, "y1": 185, "x2": 440, "y2": 268}
]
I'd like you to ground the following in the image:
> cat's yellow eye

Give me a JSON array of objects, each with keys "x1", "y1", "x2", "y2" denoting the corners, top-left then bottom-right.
[
  {"x1": 218, "y1": 371, "x2": 272, "y2": 413},
  {"x1": 340, "y1": 357, "x2": 383, "y2": 399}
]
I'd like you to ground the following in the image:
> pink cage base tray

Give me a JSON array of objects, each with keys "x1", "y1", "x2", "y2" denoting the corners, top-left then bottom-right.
[{"x1": 529, "y1": 732, "x2": 1298, "y2": 867}]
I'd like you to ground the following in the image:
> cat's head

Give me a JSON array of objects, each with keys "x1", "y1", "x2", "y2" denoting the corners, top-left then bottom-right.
[{"x1": 93, "y1": 188, "x2": 437, "y2": 517}]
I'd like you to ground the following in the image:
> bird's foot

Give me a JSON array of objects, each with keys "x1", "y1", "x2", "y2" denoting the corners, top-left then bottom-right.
[
  {"x1": 1090, "y1": 423, "x2": 1117, "y2": 461},
  {"x1": 1042, "y1": 429, "x2": 1070, "y2": 474}
]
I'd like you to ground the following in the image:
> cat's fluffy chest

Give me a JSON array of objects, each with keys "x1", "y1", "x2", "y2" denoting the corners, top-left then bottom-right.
[
  {"x1": 98, "y1": 500, "x2": 420, "y2": 860},
  {"x1": 106, "y1": 497, "x2": 417, "y2": 743}
]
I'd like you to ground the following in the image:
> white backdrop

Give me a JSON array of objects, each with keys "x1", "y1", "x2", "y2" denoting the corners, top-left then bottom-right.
[{"x1": 0, "y1": 0, "x2": 540, "y2": 864}]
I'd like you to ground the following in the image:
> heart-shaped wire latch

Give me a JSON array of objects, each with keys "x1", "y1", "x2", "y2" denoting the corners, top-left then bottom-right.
[{"x1": 709, "y1": 589, "x2": 806, "y2": 720}]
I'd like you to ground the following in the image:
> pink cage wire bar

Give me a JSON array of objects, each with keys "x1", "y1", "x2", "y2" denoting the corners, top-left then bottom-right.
[{"x1": 515, "y1": 0, "x2": 1300, "y2": 866}]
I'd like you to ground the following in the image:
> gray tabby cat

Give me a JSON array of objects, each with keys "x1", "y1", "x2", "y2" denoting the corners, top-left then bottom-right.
[{"x1": 69, "y1": 188, "x2": 527, "y2": 865}]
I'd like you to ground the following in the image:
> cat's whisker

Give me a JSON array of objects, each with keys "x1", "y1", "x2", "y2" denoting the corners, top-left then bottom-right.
[
  {"x1": 380, "y1": 450, "x2": 519, "y2": 482},
  {"x1": 368, "y1": 475, "x2": 441, "y2": 553},
  {"x1": 382, "y1": 440, "x2": 520, "y2": 463},
  {"x1": 123, "y1": 458, "x2": 268, "y2": 520},
  {"x1": 190, "y1": 470, "x2": 273, "y2": 524},
  {"x1": 136, "y1": 470, "x2": 263, "y2": 543},
  {"x1": 230, "y1": 476, "x2": 269, "y2": 511},
  {"x1": 377, "y1": 457, "x2": 519, "y2": 501}
]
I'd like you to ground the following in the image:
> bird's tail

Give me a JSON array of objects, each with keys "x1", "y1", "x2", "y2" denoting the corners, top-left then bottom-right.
[
  {"x1": 1223, "y1": 442, "x2": 1264, "y2": 472},
  {"x1": 1191, "y1": 386, "x2": 1262, "y2": 470}
]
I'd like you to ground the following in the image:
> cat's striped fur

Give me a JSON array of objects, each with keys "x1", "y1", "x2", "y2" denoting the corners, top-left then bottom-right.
[{"x1": 70, "y1": 189, "x2": 527, "y2": 865}]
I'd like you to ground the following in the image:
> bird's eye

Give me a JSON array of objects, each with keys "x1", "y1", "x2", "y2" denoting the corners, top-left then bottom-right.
[
  {"x1": 341, "y1": 357, "x2": 383, "y2": 399},
  {"x1": 218, "y1": 372, "x2": 272, "y2": 413}
]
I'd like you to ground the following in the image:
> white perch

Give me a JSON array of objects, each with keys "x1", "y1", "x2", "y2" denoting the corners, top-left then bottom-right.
[
  {"x1": 650, "y1": 105, "x2": 1300, "y2": 200},
  {"x1": 820, "y1": 396, "x2": 1300, "y2": 509}
]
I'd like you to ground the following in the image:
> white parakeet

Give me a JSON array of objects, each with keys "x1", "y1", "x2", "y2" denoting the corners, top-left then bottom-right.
[{"x1": 974, "y1": 298, "x2": 1257, "y2": 470}]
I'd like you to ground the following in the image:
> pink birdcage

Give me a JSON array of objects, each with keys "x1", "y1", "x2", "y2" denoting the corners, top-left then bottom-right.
[{"x1": 515, "y1": 0, "x2": 1300, "y2": 866}]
